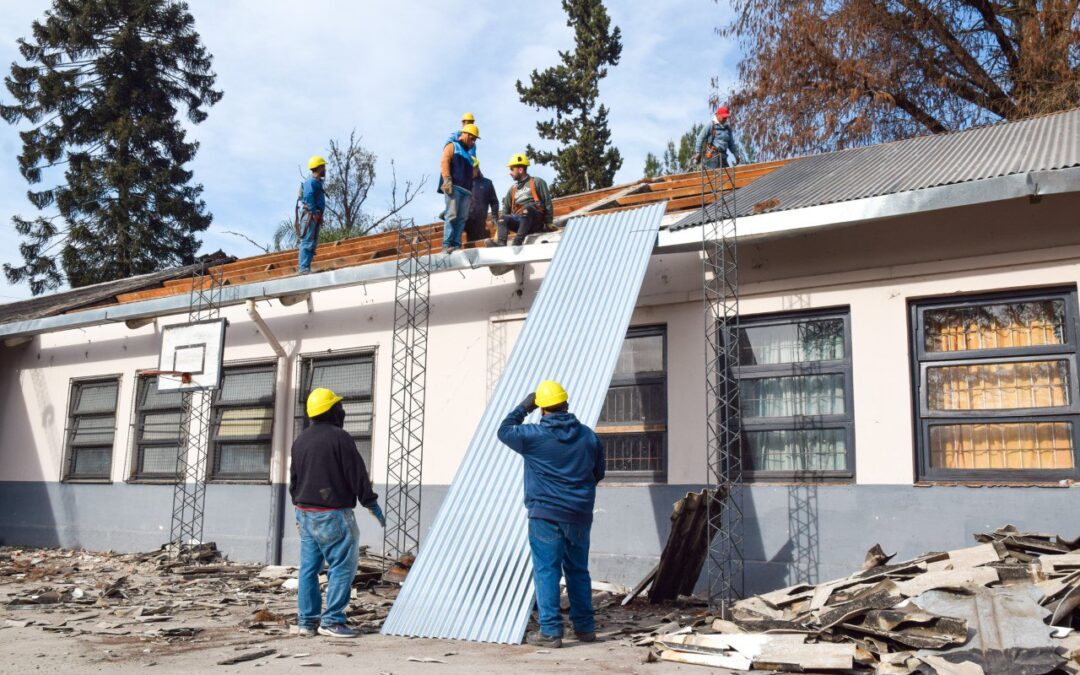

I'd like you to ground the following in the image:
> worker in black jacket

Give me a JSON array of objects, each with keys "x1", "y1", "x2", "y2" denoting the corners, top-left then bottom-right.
[{"x1": 290, "y1": 387, "x2": 384, "y2": 639}]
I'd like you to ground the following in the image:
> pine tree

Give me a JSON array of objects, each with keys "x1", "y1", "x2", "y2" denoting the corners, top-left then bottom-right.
[
  {"x1": 1, "y1": 0, "x2": 222, "y2": 295},
  {"x1": 516, "y1": 0, "x2": 623, "y2": 196}
]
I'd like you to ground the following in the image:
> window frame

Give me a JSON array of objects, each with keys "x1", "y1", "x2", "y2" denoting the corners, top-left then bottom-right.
[
  {"x1": 129, "y1": 373, "x2": 187, "y2": 483},
  {"x1": 61, "y1": 375, "x2": 122, "y2": 483},
  {"x1": 295, "y1": 350, "x2": 377, "y2": 471},
  {"x1": 737, "y1": 308, "x2": 855, "y2": 483},
  {"x1": 207, "y1": 360, "x2": 278, "y2": 483},
  {"x1": 910, "y1": 287, "x2": 1080, "y2": 483},
  {"x1": 596, "y1": 324, "x2": 668, "y2": 483}
]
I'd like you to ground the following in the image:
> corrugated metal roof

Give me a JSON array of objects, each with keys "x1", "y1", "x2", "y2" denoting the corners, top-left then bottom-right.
[
  {"x1": 382, "y1": 202, "x2": 666, "y2": 643},
  {"x1": 674, "y1": 108, "x2": 1080, "y2": 229}
]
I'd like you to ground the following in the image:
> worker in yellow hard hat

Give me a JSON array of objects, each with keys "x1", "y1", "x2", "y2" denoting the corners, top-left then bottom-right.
[
  {"x1": 487, "y1": 153, "x2": 554, "y2": 248},
  {"x1": 290, "y1": 387, "x2": 384, "y2": 638},
  {"x1": 295, "y1": 155, "x2": 327, "y2": 274},
  {"x1": 445, "y1": 113, "x2": 479, "y2": 164},
  {"x1": 497, "y1": 380, "x2": 605, "y2": 648},
  {"x1": 439, "y1": 123, "x2": 481, "y2": 254}
]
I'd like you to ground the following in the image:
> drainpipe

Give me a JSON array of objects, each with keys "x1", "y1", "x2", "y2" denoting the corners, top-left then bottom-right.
[{"x1": 247, "y1": 300, "x2": 289, "y2": 564}]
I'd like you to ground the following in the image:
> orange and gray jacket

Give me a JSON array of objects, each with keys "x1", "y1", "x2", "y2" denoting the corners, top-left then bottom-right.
[{"x1": 501, "y1": 174, "x2": 554, "y2": 224}]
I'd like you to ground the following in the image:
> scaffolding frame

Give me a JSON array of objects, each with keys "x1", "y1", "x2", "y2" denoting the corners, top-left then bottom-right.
[
  {"x1": 170, "y1": 261, "x2": 224, "y2": 559},
  {"x1": 701, "y1": 161, "x2": 744, "y2": 614},
  {"x1": 383, "y1": 224, "x2": 432, "y2": 563}
]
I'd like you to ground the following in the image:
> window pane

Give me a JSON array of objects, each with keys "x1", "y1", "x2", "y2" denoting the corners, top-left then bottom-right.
[
  {"x1": 613, "y1": 334, "x2": 663, "y2": 376},
  {"x1": 71, "y1": 416, "x2": 115, "y2": 446},
  {"x1": 928, "y1": 360, "x2": 1070, "y2": 411},
  {"x1": 140, "y1": 445, "x2": 178, "y2": 475},
  {"x1": 219, "y1": 369, "x2": 274, "y2": 403},
  {"x1": 739, "y1": 318, "x2": 844, "y2": 365},
  {"x1": 929, "y1": 422, "x2": 1075, "y2": 470},
  {"x1": 745, "y1": 429, "x2": 847, "y2": 472},
  {"x1": 599, "y1": 382, "x2": 665, "y2": 424},
  {"x1": 311, "y1": 359, "x2": 373, "y2": 397},
  {"x1": 74, "y1": 381, "x2": 118, "y2": 414},
  {"x1": 217, "y1": 407, "x2": 273, "y2": 438},
  {"x1": 740, "y1": 374, "x2": 845, "y2": 418},
  {"x1": 214, "y1": 442, "x2": 270, "y2": 477},
  {"x1": 141, "y1": 411, "x2": 183, "y2": 441},
  {"x1": 343, "y1": 400, "x2": 374, "y2": 437},
  {"x1": 71, "y1": 447, "x2": 111, "y2": 477},
  {"x1": 602, "y1": 433, "x2": 663, "y2": 473},
  {"x1": 924, "y1": 300, "x2": 1066, "y2": 353},
  {"x1": 140, "y1": 377, "x2": 184, "y2": 410}
]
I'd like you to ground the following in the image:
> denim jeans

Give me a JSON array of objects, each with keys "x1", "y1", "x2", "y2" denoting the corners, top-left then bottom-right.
[
  {"x1": 295, "y1": 508, "x2": 359, "y2": 627},
  {"x1": 442, "y1": 186, "x2": 472, "y2": 249},
  {"x1": 702, "y1": 153, "x2": 729, "y2": 170},
  {"x1": 528, "y1": 518, "x2": 594, "y2": 637},
  {"x1": 297, "y1": 213, "x2": 320, "y2": 272}
]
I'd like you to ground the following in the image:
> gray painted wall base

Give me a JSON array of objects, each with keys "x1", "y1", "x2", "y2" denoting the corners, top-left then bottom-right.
[{"x1": 0, "y1": 481, "x2": 1076, "y2": 595}]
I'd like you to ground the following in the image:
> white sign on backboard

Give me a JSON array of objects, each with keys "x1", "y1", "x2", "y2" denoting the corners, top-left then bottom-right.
[{"x1": 157, "y1": 319, "x2": 227, "y2": 391}]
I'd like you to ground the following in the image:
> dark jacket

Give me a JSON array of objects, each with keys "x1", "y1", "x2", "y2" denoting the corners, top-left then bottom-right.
[
  {"x1": 467, "y1": 176, "x2": 499, "y2": 224},
  {"x1": 497, "y1": 406, "x2": 605, "y2": 524},
  {"x1": 289, "y1": 410, "x2": 378, "y2": 509}
]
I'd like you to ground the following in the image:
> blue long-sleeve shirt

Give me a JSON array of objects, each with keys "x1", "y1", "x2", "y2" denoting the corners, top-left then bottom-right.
[
  {"x1": 497, "y1": 405, "x2": 605, "y2": 524},
  {"x1": 301, "y1": 174, "x2": 325, "y2": 215},
  {"x1": 695, "y1": 121, "x2": 742, "y2": 164}
]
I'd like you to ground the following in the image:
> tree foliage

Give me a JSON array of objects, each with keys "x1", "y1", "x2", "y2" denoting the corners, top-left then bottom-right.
[
  {"x1": 725, "y1": 0, "x2": 1080, "y2": 158},
  {"x1": 1, "y1": 0, "x2": 222, "y2": 294},
  {"x1": 643, "y1": 123, "x2": 706, "y2": 177},
  {"x1": 516, "y1": 0, "x2": 624, "y2": 196}
]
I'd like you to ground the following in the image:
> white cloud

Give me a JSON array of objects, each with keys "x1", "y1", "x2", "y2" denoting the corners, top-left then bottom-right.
[{"x1": 0, "y1": 0, "x2": 738, "y2": 301}]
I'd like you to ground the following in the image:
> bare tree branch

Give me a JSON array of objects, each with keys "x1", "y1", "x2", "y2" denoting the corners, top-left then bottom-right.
[{"x1": 222, "y1": 229, "x2": 270, "y2": 254}]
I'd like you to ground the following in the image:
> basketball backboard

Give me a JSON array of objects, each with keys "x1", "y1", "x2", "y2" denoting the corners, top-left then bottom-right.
[{"x1": 157, "y1": 319, "x2": 227, "y2": 391}]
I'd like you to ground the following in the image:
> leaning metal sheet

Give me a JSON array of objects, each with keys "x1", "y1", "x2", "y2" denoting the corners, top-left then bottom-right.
[{"x1": 382, "y1": 202, "x2": 665, "y2": 643}]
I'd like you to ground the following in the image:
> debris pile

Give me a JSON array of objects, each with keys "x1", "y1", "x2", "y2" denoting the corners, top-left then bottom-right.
[{"x1": 638, "y1": 525, "x2": 1080, "y2": 674}]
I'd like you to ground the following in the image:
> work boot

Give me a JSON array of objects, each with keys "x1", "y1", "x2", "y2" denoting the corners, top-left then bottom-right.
[
  {"x1": 572, "y1": 629, "x2": 597, "y2": 642},
  {"x1": 525, "y1": 631, "x2": 562, "y2": 648},
  {"x1": 443, "y1": 245, "x2": 459, "y2": 255},
  {"x1": 485, "y1": 238, "x2": 506, "y2": 247},
  {"x1": 512, "y1": 237, "x2": 526, "y2": 247}
]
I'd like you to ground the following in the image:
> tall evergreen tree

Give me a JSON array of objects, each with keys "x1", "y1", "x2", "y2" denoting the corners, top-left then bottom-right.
[
  {"x1": 1, "y1": 0, "x2": 222, "y2": 295},
  {"x1": 516, "y1": 0, "x2": 623, "y2": 196}
]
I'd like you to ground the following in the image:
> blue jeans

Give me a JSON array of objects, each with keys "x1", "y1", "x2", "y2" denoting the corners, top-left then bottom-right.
[
  {"x1": 442, "y1": 186, "x2": 472, "y2": 249},
  {"x1": 295, "y1": 508, "x2": 359, "y2": 627},
  {"x1": 528, "y1": 518, "x2": 594, "y2": 637},
  {"x1": 298, "y1": 213, "x2": 320, "y2": 272}
]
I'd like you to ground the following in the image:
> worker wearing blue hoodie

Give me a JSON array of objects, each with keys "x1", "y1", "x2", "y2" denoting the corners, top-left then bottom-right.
[{"x1": 497, "y1": 380, "x2": 605, "y2": 649}]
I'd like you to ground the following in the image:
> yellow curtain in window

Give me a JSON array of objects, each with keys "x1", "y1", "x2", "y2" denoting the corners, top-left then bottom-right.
[{"x1": 930, "y1": 422, "x2": 1074, "y2": 470}]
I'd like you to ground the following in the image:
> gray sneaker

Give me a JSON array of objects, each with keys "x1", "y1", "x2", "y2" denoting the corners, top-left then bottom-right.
[
  {"x1": 443, "y1": 246, "x2": 459, "y2": 254},
  {"x1": 525, "y1": 630, "x2": 562, "y2": 648},
  {"x1": 296, "y1": 625, "x2": 316, "y2": 637}
]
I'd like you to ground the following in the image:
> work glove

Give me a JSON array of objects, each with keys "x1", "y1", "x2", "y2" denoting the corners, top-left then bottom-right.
[
  {"x1": 519, "y1": 392, "x2": 538, "y2": 413},
  {"x1": 440, "y1": 179, "x2": 453, "y2": 196},
  {"x1": 733, "y1": 158, "x2": 741, "y2": 166},
  {"x1": 368, "y1": 503, "x2": 386, "y2": 528},
  {"x1": 692, "y1": 153, "x2": 701, "y2": 165}
]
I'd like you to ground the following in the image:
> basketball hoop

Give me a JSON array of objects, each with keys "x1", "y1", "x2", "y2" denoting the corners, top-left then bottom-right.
[{"x1": 141, "y1": 369, "x2": 194, "y2": 385}]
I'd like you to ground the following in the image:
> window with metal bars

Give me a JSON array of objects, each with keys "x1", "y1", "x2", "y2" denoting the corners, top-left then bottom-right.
[
  {"x1": 738, "y1": 310, "x2": 855, "y2": 481},
  {"x1": 911, "y1": 289, "x2": 1080, "y2": 482},
  {"x1": 131, "y1": 375, "x2": 185, "y2": 480},
  {"x1": 62, "y1": 377, "x2": 120, "y2": 481},
  {"x1": 597, "y1": 326, "x2": 667, "y2": 482},
  {"x1": 209, "y1": 362, "x2": 277, "y2": 481},
  {"x1": 295, "y1": 353, "x2": 375, "y2": 468}
]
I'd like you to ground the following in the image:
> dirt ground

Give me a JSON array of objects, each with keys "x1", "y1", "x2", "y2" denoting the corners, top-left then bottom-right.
[{"x1": 0, "y1": 546, "x2": 712, "y2": 674}]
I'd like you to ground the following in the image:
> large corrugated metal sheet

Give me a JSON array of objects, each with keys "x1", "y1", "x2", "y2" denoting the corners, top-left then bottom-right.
[
  {"x1": 382, "y1": 202, "x2": 666, "y2": 643},
  {"x1": 674, "y1": 107, "x2": 1080, "y2": 229}
]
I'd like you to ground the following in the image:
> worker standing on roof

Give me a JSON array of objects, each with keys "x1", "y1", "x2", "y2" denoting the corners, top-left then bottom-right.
[
  {"x1": 693, "y1": 105, "x2": 743, "y2": 169},
  {"x1": 487, "y1": 154, "x2": 554, "y2": 247},
  {"x1": 290, "y1": 387, "x2": 385, "y2": 639},
  {"x1": 439, "y1": 124, "x2": 480, "y2": 254},
  {"x1": 464, "y1": 159, "x2": 499, "y2": 243},
  {"x1": 497, "y1": 381, "x2": 605, "y2": 648},
  {"x1": 296, "y1": 156, "x2": 327, "y2": 274}
]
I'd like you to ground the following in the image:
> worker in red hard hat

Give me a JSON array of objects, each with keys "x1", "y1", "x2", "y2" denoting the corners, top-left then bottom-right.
[{"x1": 693, "y1": 105, "x2": 743, "y2": 169}]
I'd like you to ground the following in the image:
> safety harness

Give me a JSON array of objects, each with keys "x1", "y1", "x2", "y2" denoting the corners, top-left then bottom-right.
[
  {"x1": 294, "y1": 181, "x2": 323, "y2": 240},
  {"x1": 510, "y1": 176, "x2": 546, "y2": 218}
]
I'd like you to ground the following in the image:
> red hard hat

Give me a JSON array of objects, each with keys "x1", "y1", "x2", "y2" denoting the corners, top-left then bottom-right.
[{"x1": 715, "y1": 105, "x2": 730, "y2": 119}]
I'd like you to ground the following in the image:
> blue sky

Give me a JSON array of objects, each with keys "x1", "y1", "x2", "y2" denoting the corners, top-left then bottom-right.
[{"x1": 0, "y1": 1, "x2": 738, "y2": 301}]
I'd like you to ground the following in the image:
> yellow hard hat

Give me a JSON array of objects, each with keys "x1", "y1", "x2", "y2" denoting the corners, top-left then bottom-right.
[
  {"x1": 507, "y1": 153, "x2": 530, "y2": 168},
  {"x1": 535, "y1": 380, "x2": 568, "y2": 409},
  {"x1": 308, "y1": 155, "x2": 327, "y2": 171},
  {"x1": 461, "y1": 112, "x2": 475, "y2": 123},
  {"x1": 306, "y1": 387, "x2": 343, "y2": 418},
  {"x1": 460, "y1": 123, "x2": 480, "y2": 140}
]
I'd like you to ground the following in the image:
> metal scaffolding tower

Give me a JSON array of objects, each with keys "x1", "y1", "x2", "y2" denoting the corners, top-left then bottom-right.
[
  {"x1": 170, "y1": 260, "x2": 225, "y2": 559},
  {"x1": 700, "y1": 161, "x2": 744, "y2": 614},
  {"x1": 383, "y1": 224, "x2": 432, "y2": 563}
]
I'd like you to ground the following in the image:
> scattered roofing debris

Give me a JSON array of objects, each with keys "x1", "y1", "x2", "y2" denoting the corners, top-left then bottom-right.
[{"x1": 631, "y1": 525, "x2": 1080, "y2": 673}]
